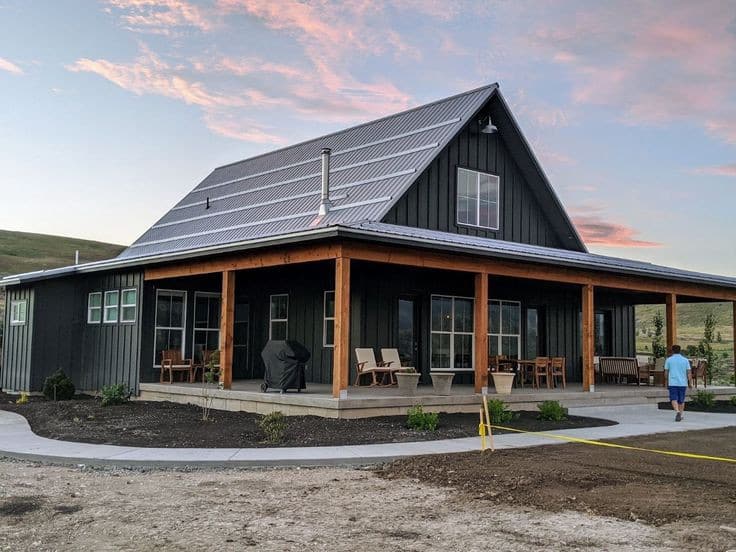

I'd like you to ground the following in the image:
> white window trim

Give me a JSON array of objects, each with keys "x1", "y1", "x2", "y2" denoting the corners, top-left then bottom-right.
[
  {"x1": 10, "y1": 300, "x2": 27, "y2": 326},
  {"x1": 456, "y1": 167, "x2": 500, "y2": 231},
  {"x1": 103, "y1": 290, "x2": 119, "y2": 324},
  {"x1": 153, "y1": 289, "x2": 187, "y2": 367},
  {"x1": 323, "y1": 290, "x2": 335, "y2": 348},
  {"x1": 87, "y1": 292, "x2": 102, "y2": 324},
  {"x1": 488, "y1": 299, "x2": 522, "y2": 359},
  {"x1": 120, "y1": 288, "x2": 138, "y2": 324},
  {"x1": 430, "y1": 294, "x2": 475, "y2": 372},
  {"x1": 191, "y1": 291, "x2": 221, "y2": 358},
  {"x1": 269, "y1": 293, "x2": 289, "y2": 340}
]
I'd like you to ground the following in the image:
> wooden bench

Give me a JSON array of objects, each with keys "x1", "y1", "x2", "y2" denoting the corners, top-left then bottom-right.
[{"x1": 598, "y1": 357, "x2": 647, "y2": 386}]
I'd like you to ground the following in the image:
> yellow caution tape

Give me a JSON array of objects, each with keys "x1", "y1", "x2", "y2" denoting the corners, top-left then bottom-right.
[{"x1": 489, "y1": 424, "x2": 736, "y2": 464}]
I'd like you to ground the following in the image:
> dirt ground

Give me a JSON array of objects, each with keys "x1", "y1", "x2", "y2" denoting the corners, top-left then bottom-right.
[
  {"x1": 1, "y1": 429, "x2": 735, "y2": 552},
  {"x1": 657, "y1": 400, "x2": 736, "y2": 414},
  {"x1": 0, "y1": 394, "x2": 613, "y2": 448}
]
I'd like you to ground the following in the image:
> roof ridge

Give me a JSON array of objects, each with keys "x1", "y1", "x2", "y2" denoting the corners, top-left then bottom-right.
[{"x1": 213, "y1": 83, "x2": 499, "y2": 172}]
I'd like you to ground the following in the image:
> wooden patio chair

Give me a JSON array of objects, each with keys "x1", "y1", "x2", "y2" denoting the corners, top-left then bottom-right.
[
  {"x1": 193, "y1": 349, "x2": 220, "y2": 383},
  {"x1": 533, "y1": 357, "x2": 551, "y2": 389},
  {"x1": 652, "y1": 357, "x2": 666, "y2": 387},
  {"x1": 160, "y1": 349, "x2": 194, "y2": 383},
  {"x1": 354, "y1": 348, "x2": 393, "y2": 386},
  {"x1": 380, "y1": 348, "x2": 413, "y2": 384},
  {"x1": 550, "y1": 357, "x2": 566, "y2": 389},
  {"x1": 692, "y1": 360, "x2": 708, "y2": 388}
]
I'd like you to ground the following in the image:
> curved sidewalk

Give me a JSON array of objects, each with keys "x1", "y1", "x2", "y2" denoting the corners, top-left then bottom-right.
[{"x1": 1, "y1": 405, "x2": 734, "y2": 468}]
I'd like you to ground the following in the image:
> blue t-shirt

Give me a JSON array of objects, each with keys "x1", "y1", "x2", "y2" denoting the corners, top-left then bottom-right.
[{"x1": 665, "y1": 354, "x2": 690, "y2": 387}]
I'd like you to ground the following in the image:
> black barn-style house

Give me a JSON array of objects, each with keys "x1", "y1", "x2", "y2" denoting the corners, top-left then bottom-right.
[{"x1": 3, "y1": 84, "x2": 736, "y2": 401}]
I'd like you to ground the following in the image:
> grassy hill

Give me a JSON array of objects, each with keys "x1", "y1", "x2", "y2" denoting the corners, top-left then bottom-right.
[{"x1": 0, "y1": 230, "x2": 126, "y2": 330}]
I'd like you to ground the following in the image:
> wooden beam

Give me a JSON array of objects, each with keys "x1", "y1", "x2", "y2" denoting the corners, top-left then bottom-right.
[
  {"x1": 332, "y1": 256, "x2": 351, "y2": 399},
  {"x1": 341, "y1": 242, "x2": 736, "y2": 302},
  {"x1": 219, "y1": 270, "x2": 235, "y2": 390},
  {"x1": 582, "y1": 284, "x2": 595, "y2": 392},
  {"x1": 666, "y1": 293, "x2": 677, "y2": 355},
  {"x1": 732, "y1": 301, "x2": 735, "y2": 388},
  {"x1": 144, "y1": 243, "x2": 342, "y2": 281},
  {"x1": 474, "y1": 273, "x2": 489, "y2": 393}
]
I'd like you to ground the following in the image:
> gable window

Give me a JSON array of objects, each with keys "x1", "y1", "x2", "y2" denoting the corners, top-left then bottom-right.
[
  {"x1": 10, "y1": 300, "x2": 27, "y2": 325},
  {"x1": 323, "y1": 291, "x2": 335, "y2": 347},
  {"x1": 154, "y1": 290, "x2": 186, "y2": 366},
  {"x1": 456, "y1": 167, "x2": 500, "y2": 230},
  {"x1": 489, "y1": 300, "x2": 521, "y2": 359},
  {"x1": 121, "y1": 289, "x2": 138, "y2": 323},
  {"x1": 269, "y1": 294, "x2": 288, "y2": 340},
  {"x1": 103, "y1": 291, "x2": 119, "y2": 324},
  {"x1": 87, "y1": 292, "x2": 102, "y2": 324},
  {"x1": 430, "y1": 295, "x2": 474, "y2": 370}
]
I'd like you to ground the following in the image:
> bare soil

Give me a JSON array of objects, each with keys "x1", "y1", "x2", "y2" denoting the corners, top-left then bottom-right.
[
  {"x1": 0, "y1": 393, "x2": 614, "y2": 448},
  {"x1": 657, "y1": 399, "x2": 736, "y2": 413},
  {"x1": 1, "y1": 429, "x2": 735, "y2": 551}
]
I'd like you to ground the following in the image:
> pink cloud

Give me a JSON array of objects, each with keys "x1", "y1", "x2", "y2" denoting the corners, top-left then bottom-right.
[
  {"x1": 106, "y1": 0, "x2": 214, "y2": 33},
  {"x1": 0, "y1": 57, "x2": 23, "y2": 75},
  {"x1": 571, "y1": 207, "x2": 661, "y2": 248},
  {"x1": 201, "y1": 110, "x2": 286, "y2": 143},
  {"x1": 692, "y1": 164, "x2": 736, "y2": 177}
]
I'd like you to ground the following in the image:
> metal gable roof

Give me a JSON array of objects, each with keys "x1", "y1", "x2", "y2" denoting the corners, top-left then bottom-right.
[{"x1": 117, "y1": 84, "x2": 499, "y2": 260}]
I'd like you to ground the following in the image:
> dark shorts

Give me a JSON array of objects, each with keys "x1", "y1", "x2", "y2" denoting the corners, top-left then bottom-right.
[{"x1": 669, "y1": 386, "x2": 687, "y2": 404}]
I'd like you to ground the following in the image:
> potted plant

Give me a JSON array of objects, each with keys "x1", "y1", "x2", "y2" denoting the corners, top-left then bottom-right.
[
  {"x1": 430, "y1": 371, "x2": 454, "y2": 395},
  {"x1": 395, "y1": 366, "x2": 420, "y2": 394},
  {"x1": 490, "y1": 371, "x2": 515, "y2": 395}
]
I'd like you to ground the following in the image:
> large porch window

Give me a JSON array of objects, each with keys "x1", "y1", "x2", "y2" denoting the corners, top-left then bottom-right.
[
  {"x1": 323, "y1": 291, "x2": 335, "y2": 347},
  {"x1": 489, "y1": 300, "x2": 521, "y2": 359},
  {"x1": 192, "y1": 292, "x2": 220, "y2": 363},
  {"x1": 269, "y1": 294, "x2": 289, "y2": 340},
  {"x1": 154, "y1": 290, "x2": 186, "y2": 366},
  {"x1": 430, "y1": 295, "x2": 474, "y2": 371}
]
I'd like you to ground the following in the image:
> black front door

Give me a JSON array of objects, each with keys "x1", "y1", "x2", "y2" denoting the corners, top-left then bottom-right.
[{"x1": 398, "y1": 296, "x2": 420, "y2": 372}]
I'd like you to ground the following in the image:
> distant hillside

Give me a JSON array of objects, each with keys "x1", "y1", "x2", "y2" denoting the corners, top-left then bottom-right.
[{"x1": 0, "y1": 230, "x2": 125, "y2": 278}]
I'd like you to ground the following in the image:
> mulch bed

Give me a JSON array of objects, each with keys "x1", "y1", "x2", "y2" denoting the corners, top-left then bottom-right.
[
  {"x1": 657, "y1": 399, "x2": 736, "y2": 413},
  {"x1": 377, "y1": 427, "x2": 736, "y2": 528},
  {"x1": 0, "y1": 393, "x2": 615, "y2": 448}
]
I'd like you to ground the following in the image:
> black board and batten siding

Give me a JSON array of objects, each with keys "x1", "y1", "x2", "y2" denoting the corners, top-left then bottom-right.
[
  {"x1": 1, "y1": 287, "x2": 34, "y2": 392},
  {"x1": 383, "y1": 125, "x2": 565, "y2": 249}
]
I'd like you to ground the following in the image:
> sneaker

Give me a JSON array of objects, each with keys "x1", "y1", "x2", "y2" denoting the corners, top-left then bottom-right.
[{"x1": 675, "y1": 412, "x2": 682, "y2": 422}]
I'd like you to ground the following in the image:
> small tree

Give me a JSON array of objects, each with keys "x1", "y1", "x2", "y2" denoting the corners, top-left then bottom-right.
[
  {"x1": 651, "y1": 312, "x2": 666, "y2": 359},
  {"x1": 200, "y1": 350, "x2": 220, "y2": 421},
  {"x1": 698, "y1": 314, "x2": 718, "y2": 382}
]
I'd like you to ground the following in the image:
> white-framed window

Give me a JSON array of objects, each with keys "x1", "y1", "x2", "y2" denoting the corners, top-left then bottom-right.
[
  {"x1": 121, "y1": 288, "x2": 138, "y2": 323},
  {"x1": 10, "y1": 300, "x2": 27, "y2": 326},
  {"x1": 323, "y1": 290, "x2": 335, "y2": 347},
  {"x1": 456, "y1": 167, "x2": 500, "y2": 230},
  {"x1": 87, "y1": 292, "x2": 102, "y2": 324},
  {"x1": 103, "y1": 291, "x2": 119, "y2": 324},
  {"x1": 430, "y1": 295, "x2": 474, "y2": 371},
  {"x1": 192, "y1": 292, "x2": 221, "y2": 364},
  {"x1": 269, "y1": 294, "x2": 288, "y2": 340},
  {"x1": 489, "y1": 300, "x2": 521, "y2": 359},
  {"x1": 154, "y1": 290, "x2": 187, "y2": 366}
]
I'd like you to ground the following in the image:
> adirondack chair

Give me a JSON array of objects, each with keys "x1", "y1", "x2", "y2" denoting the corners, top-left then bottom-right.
[
  {"x1": 354, "y1": 348, "x2": 393, "y2": 386},
  {"x1": 380, "y1": 348, "x2": 414, "y2": 384},
  {"x1": 692, "y1": 360, "x2": 708, "y2": 388},
  {"x1": 160, "y1": 349, "x2": 194, "y2": 383}
]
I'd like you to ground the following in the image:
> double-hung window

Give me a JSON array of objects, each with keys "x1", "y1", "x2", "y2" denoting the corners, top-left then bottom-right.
[
  {"x1": 456, "y1": 167, "x2": 500, "y2": 230},
  {"x1": 193, "y1": 292, "x2": 221, "y2": 363},
  {"x1": 87, "y1": 293, "x2": 102, "y2": 323},
  {"x1": 430, "y1": 295, "x2": 474, "y2": 370},
  {"x1": 269, "y1": 294, "x2": 288, "y2": 340},
  {"x1": 121, "y1": 289, "x2": 138, "y2": 323},
  {"x1": 154, "y1": 290, "x2": 186, "y2": 366},
  {"x1": 10, "y1": 300, "x2": 27, "y2": 325},
  {"x1": 323, "y1": 291, "x2": 335, "y2": 347},
  {"x1": 489, "y1": 300, "x2": 521, "y2": 359},
  {"x1": 103, "y1": 291, "x2": 119, "y2": 324}
]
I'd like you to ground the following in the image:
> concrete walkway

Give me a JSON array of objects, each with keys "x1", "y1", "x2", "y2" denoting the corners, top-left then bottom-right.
[{"x1": 0, "y1": 405, "x2": 734, "y2": 468}]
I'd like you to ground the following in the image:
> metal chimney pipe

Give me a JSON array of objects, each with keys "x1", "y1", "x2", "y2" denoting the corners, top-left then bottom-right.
[
  {"x1": 318, "y1": 147, "x2": 332, "y2": 216},
  {"x1": 75, "y1": 250, "x2": 79, "y2": 265}
]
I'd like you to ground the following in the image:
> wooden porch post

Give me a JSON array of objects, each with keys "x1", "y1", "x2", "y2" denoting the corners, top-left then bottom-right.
[
  {"x1": 474, "y1": 273, "x2": 489, "y2": 393},
  {"x1": 666, "y1": 293, "x2": 677, "y2": 355},
  {"x1": 732, "y1": 301, "x2": 736, "y2": 387},
  {"x1": 219, "y1": 270, "x2": 235, "y2": 390},
  {"x1": 582, "y1": 284, "x2": 595, "y2": 392},
  {"x1": 332, "y1": 256, "x2": 351, "y2": 399}
]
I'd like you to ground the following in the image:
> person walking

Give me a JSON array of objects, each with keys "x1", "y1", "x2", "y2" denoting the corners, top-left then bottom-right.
[{"x1": 664, "y1": 344, "x2": 693, "y2": 422}]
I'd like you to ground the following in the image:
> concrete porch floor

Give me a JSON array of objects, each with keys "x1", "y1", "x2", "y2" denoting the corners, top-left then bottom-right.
[{"x1": 137, "y1": 379, "x2": 736, "y2": 419}]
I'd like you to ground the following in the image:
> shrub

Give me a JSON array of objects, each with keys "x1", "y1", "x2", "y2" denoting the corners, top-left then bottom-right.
[
  {"x1": 485, "y1": 399, "x2": 514, "y2": 424},
  {"x1": 730, "y1": 396, "x2": 736, "y2": 407},
  {"x1": 537, "y1": 400, "x2": 568, "y2": 421},
  {"x1": 406, "y1": 405, "x2": 439, "y2": 431},
  {"x1": 101, "y1": 384, "x2": 129, "y2": 407},
  {"x1": 259, "y1": 411, "x2": 286, "y2": 443},
  {"x1": 15, "y1": 393, "x2": 29, "y2": 405},
  {"x1": 690, "y1": 390, "x2": 715, "y2": 408},
  {"x1": 42, "y1": 370, "x2": 75, "y2": 401}
]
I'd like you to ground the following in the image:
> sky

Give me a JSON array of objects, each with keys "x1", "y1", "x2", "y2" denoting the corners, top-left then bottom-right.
[{"x1": 0, "y1": 0, "x2": 735, "y2": 276}]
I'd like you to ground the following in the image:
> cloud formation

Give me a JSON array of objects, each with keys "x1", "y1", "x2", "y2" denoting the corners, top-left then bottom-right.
[
  {"x1": 0, "y1": 57, "x2": 23, "y2": 75},
  {"x1": 106, "y1": 0, "x2": 214, "y2": 34},
  {"x1": 571, "y1": 208, "x2": 661, "y2": 248},
  {"x1": 692, "y1": 164, "x2": 736, "y2": 178}
]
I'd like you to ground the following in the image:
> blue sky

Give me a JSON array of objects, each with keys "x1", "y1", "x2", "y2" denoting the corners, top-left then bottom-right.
[{"x1": 0, "y1": 0, "x2": 734, "y2": 276}]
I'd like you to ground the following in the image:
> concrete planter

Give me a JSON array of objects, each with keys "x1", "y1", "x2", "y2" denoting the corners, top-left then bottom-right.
[
  {"x1": 395, "y1": 372, "x2": 420, "y2": 394},
  {"x1": 491, "y1": 372, "x2": 515, "y2": 395},
  {"x1": 430, "y1": 372, "x2": 454, "y2": 395}
]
